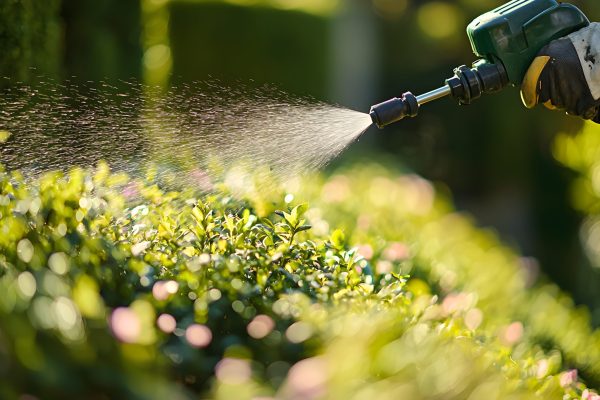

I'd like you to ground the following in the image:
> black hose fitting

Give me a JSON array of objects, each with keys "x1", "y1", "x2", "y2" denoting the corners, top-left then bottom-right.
[
  {"x1": 370, "y1": 92, "x2": 419, "y2": 128},
  {"x1": 446, "y1": 60, "x2": 509, "y2": 104}
]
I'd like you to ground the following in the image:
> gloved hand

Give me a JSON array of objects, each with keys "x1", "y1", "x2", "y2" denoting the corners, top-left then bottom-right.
[{"x1": 521, "y1": 22, "x2": 600, "y2": 123}]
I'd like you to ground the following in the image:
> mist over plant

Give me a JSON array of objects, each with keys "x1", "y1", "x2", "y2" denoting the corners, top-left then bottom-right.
[{"x1": 0, "y1": 80, "x2": 371, "y2": 187}]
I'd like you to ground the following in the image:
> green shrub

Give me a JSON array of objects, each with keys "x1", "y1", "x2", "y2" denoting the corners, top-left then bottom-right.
[
  {"x1": 1, "y1": 161, "x2": 600, "y2": 399},
  {"x1": 0, "y1": 0, "x2": 61, "y2": 86},
  {"x1": 62, "y1": 0, "x2": 142, "y2": 82},
  {"x1": 168, "y1": 1, "x2": 330, "y2": 99},
  {"x1": 554, "y1": 122, "x2": 600, "y2": 316}
]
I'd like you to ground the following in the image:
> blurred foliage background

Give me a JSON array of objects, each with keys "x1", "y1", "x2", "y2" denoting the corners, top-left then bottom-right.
[{"x1": 3, "y1": 0, "x2": 600, "y2": 320}]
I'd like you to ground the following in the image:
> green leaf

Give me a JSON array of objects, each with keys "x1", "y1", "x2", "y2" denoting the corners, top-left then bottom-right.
[
  {"x1": 192, "y1": 205, "x2": 205, "y2": 224},
  {"x1": 331, "y1": 229, "x2": 345, "y2": 248},
  {"x1": 264, "y1": 235, "x2": 274, "y2": 247},
  {"x1": 0, "y1": 131, "x2": 11, "y2": 143},
  {"x1": 295, "y1": 225, "x2": 312, "y2": 233},
  {"x1": 288, "y1": 203, "x2": 309, "y2": 227},
  {"x1": 283, "y1": 211, "x2": 296, "y2": 227},
  {"x1": 295, "y1": 203, "x2": 309, "y2": 218}
]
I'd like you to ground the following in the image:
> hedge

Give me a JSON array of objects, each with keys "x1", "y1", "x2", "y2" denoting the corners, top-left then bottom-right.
[
  {"x1": 0, "y1": 0, "x2": 61, "y2": 87},
  {"x1": 554, "y1": 122, "x2": 600, "y2": 313},
  {"x1": 168, "y1": 1, "x2": 330, "y2": 99},
  {"x1": 1, "y1": 161, "x2": 600, "y2": 399}
]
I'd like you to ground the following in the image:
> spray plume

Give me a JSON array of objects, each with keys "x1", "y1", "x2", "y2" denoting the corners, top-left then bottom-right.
[{"x1": 0, "y1": 79, "x2": 372, "y2": 189}]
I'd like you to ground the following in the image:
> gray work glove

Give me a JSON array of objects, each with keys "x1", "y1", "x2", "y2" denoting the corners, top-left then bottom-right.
[{"x1": 521, "y1": 22, "x2": 600, "y2": 123}]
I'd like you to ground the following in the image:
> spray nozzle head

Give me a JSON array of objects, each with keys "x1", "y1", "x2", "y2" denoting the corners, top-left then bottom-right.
[
  {"x1": 368, "y1": 109, "x2": 381, "y2": 127},
  {"x1": 369, "y1": 92, "x2": 419, "y2": 129}
]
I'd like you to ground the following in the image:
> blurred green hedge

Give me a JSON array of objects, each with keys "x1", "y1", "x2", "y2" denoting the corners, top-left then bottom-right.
[
  {"x1": 1, "y1": 162, "x2": 600, "y2": 399},
  {"x1": 61, "y1": 0, "x2": 142, "y2": 83},
  {"x1": 168, "y1": 1, "x2": 330, "y2": 99},
  {"x1": 0, "y1": 0, "x2": 61, "y2": 86},
  {"x1": 554, "y1": 122, "x2": 600, "y2": 316},
  {"x1": 0, "y1": 0, "x2": 142, "y2": 87}
]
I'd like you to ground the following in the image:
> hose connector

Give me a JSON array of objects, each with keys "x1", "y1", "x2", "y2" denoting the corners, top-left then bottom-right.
[
  {"x1": 446, "y1": 60, "x2": 509, "y2": 105},
  {"x1": 370, "y1": 92, "x2": 419, "y2": 129}
]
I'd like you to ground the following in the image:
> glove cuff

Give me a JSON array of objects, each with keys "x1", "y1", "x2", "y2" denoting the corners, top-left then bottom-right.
[{"x1": 569, "y1": 22, "x2": 600, "y2": 100}]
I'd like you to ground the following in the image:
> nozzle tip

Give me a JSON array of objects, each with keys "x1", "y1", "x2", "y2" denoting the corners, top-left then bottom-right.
[
  {"x1": 368, "y1": 93, "x2": 418, "y2": 129},
  {"x1": 369, "y1": 109, "x2": 382, "y2": 129}
]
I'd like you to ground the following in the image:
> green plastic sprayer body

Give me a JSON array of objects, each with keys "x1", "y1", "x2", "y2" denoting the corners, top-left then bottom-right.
[{"x1": 369, "y1": 0, "x2": 590, "y2": 128}]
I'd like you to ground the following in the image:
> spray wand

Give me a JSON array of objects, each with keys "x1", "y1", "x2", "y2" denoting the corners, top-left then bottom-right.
[{"x1": 369, "y1": 0, "x2": 589, "y2": 128}]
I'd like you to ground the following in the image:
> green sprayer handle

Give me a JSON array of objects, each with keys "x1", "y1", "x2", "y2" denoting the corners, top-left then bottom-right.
[
  {"x1": 467, "y1": 0, "x2": 589, "y2": 85},
  {"x1": 370, "y1": 0, "x2": 591, "y2": 128}
]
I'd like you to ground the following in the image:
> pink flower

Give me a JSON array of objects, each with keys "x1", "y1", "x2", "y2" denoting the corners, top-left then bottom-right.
[
  {"x1": 559, "y1": 369, "x2": 578, "y2": 387},
  {"x1": 382, "y1": 242, "x2": 410, "y2": 261},
  {"x1": 583, "y1": 389, "x2": 600, "y2": 400},
  {"x1": 356, "y1": 244, "x2": 373, "y2": 260},
  {"x1": 442, "y1": 292, "x2": 472, "y2": 314},
  {"x1": 189, "y1": 169, "x2": 214, "y2": 191},
  {"x1": 500, "y1": 322, "x2": 524, "y2": 346},
  {"x1": 376, "y1": 260, "x2": 393, "y2": 275},
  {"x1": 122, "y1": 182, "x2": 140, "y2": 200},
  {"x1": 321, "y1": 176, "x2": 350, "y2": 203},
  {"x1": 356, "y1": 215, "x2": 371, "y2": 230}
]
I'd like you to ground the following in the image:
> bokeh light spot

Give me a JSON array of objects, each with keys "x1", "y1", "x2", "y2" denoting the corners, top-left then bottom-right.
[
  {"x1": 232, "y1": 300, "x2": 245, "y2": 313},
  {"x1": 48, "y1": 252, "x2": 70, "y2": 275},
  {"x1": 285, "y1": 321, "x2": 313, "y2": 343},
  {"x1": 501, "y1": 321, "x2": 524, "y2": 346},
  {"x1": 53, "y1": 297, "x2": 78, "y2": 330},
  {"x1": 143, "y1": 44, "x2": 171, "y2": 71},
  {"x1": 17, "y1": 271, "x2": 37, "y2": 298},
  {"x1": 208, "y1": 288, "x2": 222, "y2": 301},
  {"x1": 417, "y1": 2, "x2": 461, "y2": 39},
  {"x1": 164, "y1": 280, "x2": 179, "y2": 294},
  {"x1": 110, "y1": 307, "x2": 141, "y2": 343},
  {"x1": 285, "y1": 357, "x2": 328, "y2": 399},
  {"x1": 247, "y1": 314, "x2": 275, "y2": 339},
  {"x1": 185, "y1": 324, "x2": 212, "y2": 348},
  {"x1": 152, "y1": 281, "x2": 170, "y2": 301},
  {"x1": 465, "y1": 308, "x2": 483, "y2": 331},
  {"x1": 383, "y1": 242, "x2": 410, "y2": 261},
  {"x1": 17, "y1": 239, "x2": 34, "y2": 263},
  {"x1": 215, "y1": 358, "x2": 252, "y2": 385},
  {"x1": 157, "y1": 313, "x2": 176, "y2": 333}
]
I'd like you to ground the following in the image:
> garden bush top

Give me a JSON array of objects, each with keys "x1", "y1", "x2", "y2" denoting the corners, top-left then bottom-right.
[{"x1": 1, "y1": 162, "x2": 599, "y2": 399}]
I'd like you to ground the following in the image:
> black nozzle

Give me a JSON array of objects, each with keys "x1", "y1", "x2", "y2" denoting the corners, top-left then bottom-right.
[
  {"x1": 369, "y1": 60, "x2": 508, "y2": 129},
  {"x1": 369, "y1": 92, "x2": 419, "y2": 129}
]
